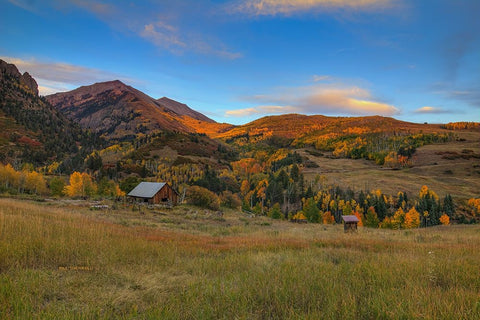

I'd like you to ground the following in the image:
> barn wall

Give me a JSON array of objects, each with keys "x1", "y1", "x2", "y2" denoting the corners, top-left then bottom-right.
[{"x1": 152, "y1": 184, "x2": 178, "y2": 204}]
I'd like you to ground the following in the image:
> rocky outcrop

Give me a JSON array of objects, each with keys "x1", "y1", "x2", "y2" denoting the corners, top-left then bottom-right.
[
  {"x1": 20, "y1": 72, "x2": 39, "y2": 96},
  {"x1": 0, "y1": 59, "x2": 38, "y2": 95}
]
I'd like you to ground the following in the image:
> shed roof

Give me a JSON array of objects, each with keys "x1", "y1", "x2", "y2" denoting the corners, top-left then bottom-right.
[
  {"x1": 342, "y1": 215, "x2": 360, "y2": 223},
  {"x1": 127, "y1": 182, "x2": 166, "y2": 198}
]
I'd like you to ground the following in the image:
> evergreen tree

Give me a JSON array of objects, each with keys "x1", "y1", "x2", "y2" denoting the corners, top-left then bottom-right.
[
  {"x1": 290, "y1": 164, "x2": 299, "y2": 182},
  {"x1": 443, "y1": 194, "x2": 455, "y2": 217}
]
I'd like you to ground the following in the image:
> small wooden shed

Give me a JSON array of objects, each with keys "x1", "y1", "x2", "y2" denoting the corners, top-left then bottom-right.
[
  {"x1": 127, "y1": 182, "x2": 178, "y2": 205},
  {"x1": 342, "y1": 215, "x2": 359, "y2": 232}
]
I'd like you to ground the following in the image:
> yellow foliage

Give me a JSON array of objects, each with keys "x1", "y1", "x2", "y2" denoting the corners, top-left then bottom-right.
[
  {"x1": 240, "y1": 180, "x2": 250, "y2": 197},
  {"x1": 64, "y1": 172, "x2": 97, "y2": 197},
  {"x1": 467, "y1": 198, "x2": 480, "y2": 216},
  {"x1": 392, "y1": 207, "x2": 405, "y2": 229},
  {"x1": 292, "y1": 212, "x2": 307, "y2": 221},
  {"x1": 419, "y1": 185, "x2": 439, "y2": 200},
  {"x1": 0, "y1": 164, "x2": 20, "y2": 189},
  {"x1": 47, "y1": 162, "x2": 60, "y2": 174},
  {"x1": 25, "y1": 170, "x2": 47, "y2": 195}
]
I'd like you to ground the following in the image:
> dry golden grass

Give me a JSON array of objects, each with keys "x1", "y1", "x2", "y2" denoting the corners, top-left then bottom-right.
[
  {"x1": 301, "y1": 131, "x2": 480, "y2": 200},
  {"x1": 1, "y1": 198, "x2": 480, "y2": 319}
]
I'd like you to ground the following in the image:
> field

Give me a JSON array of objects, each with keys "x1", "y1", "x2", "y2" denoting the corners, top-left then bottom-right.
[
  {"x1": 1, "y1": 198, "x2": 480, "y2": 319},
  {"x1": 301, "y1": 131, "x2": 480, "y2": 200}
]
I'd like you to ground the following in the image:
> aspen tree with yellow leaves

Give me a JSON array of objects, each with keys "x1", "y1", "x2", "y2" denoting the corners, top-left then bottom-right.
[{"x1": 64, "y1": 172, "x2": 97, "y2": 198}]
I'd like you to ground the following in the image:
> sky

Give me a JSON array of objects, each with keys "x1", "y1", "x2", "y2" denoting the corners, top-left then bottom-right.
[{"x1": 1, "y1": 0, "x2": 479, "y2": 125}]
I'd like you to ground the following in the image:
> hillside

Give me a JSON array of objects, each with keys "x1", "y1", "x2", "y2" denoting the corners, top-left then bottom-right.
[
  {"x1": 212, "y1": 113, "x2": 448, "y2": 143},
  {"x1": 0, "y1": 59, "x2": 101, "y2": 168}
]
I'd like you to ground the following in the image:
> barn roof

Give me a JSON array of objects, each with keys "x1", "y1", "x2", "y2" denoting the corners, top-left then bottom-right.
[
  {"x1": 342, "y1": 215, "x2": 360, "y2": 223},
  {"x1": 127, "y1": 182, "x2": 166, "y2": 198}
]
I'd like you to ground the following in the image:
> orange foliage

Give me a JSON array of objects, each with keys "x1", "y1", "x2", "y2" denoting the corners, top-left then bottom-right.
[
  {"x1": 443, "y1": 122, "x2": 480, "y2": 130},
  {"x1": 180, "y1": 116, "x2": 235, "y2": 137},
  {"x1": 291, "y1": 212, "x2": 307, "y2": 221},
  {"x1": 407, "y1": 207, "x2": 421, "y2": 228},
  {"x1": 323, "y1": 211, "x2": 335, "y2": 224},
  {"x1": 353, "y1": 211, "x2": 364, "y2": 227},
  {"x1": 439, "y1": 214, "x2": 450, "y2": 226},
  {"x1": 384, "y1": 151, "x2": 411, "y2": 169},
  {"x1": 232, "y1": 158, "x2": 263, "y2": 178}
]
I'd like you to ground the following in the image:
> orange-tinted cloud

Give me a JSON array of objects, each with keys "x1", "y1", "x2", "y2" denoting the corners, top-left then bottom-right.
[
  {"x1": 226, "y1": 82, "x2": 399, "y2": 117},
  {"x1": 414, "y1": 106, "x2": 448, "y2": 114}
]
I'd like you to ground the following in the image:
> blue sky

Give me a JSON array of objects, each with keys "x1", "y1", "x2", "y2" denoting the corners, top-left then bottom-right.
[{"x1": 1, "y1": 0, "x2": 479, "y2": 125}]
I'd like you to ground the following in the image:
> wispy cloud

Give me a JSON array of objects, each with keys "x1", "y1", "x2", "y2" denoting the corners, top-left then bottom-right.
[
  {"x1": 229, "y1": 0, "x2": 397, "y2": 16},
  {"x1": 313, "y1": 74, "x2": 332, "y2": 82},
  {"x1": 432, "y1": 82, "x2": 480, "y2": 109},
  {"x1": 414, "y1": 106, "x2": 448, "y2": 114},
  {"x1": 226, "y1": 105, "x2": 297, "y2": 117},
  {"x1": 226, "y1": 81, "x2": 399, "y2": 117},
  {"x1": 7, "y1": 0, "x2": 38, "y2": 12},
  {"x1": 140, "y1": 19, "x2": 242, "y2": 59},
  {"x1": 7, "y1": 0, "x2": 241, "y2": 59},
  {"x1": 0, "y1": 56, "x2": 133, "y2": 95},
  {"x1": 140, "y1": 22, "x2": 187, "y2": 53}
]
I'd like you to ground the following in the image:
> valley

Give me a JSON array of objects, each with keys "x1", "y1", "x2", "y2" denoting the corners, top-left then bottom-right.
[{"x1": 1, "y1": 57, "x2": 480, "y2": 228}]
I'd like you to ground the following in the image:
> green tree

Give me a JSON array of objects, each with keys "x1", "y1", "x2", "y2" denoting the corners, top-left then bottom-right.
[
  {"x1": 303, "y1": 197, "x2": 320, "y2": 223},
  {"x1": 119, "y1": 176, "x2": 140, "y2": 194},
  {"x1": 443, "y1": 194, "x2": 454, "y2": 217},
  {"x1": 49, "y1": 177, "x2": 65, "y2": 197},
  {"x1": 268, "y1": 203, "x2": 283, "y2": 219},
  {"x1": 364, "y1": 206, "x2": 379, "y2": 228}
]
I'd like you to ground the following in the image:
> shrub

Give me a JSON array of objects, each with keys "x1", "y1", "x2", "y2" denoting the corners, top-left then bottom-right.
[
  {"x1": 220, "y1": 190, "x2": 242, "y2": 209},
  {"x1": 187, "y1": 186, "x2": 220, "y2": 210},
  {"x1": 268, "y1": 203, "x2": 283, "y2": 219}
]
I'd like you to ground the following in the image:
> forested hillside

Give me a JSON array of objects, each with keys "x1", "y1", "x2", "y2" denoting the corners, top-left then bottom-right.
[{"x1": 0, "y1": 59, "x2": 103, "y2": 171}]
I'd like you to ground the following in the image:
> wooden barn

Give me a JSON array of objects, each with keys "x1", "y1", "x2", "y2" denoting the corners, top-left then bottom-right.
[
  {"x1": 342, "y1": 215, "x2": 359, "y2": 232},
  {"x1": 127, "y1": 182, "x2": 178, "y2": 205}
]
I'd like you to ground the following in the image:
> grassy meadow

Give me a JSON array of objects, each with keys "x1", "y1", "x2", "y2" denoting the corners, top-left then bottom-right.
[
  {"x1": 1, "y1": 198, "x2": 480, "y2": 319},
  {"x1": 301, "y1": 131, "x2": 480, "y2": 200}
]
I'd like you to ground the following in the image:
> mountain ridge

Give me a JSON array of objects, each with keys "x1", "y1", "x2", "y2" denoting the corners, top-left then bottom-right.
[
  {"x1": 157, "y1": 96, "x2": 215, "y2": 123},
  {"x1": 46, "y1": 80, "x2": 199, "y2": 140}
]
